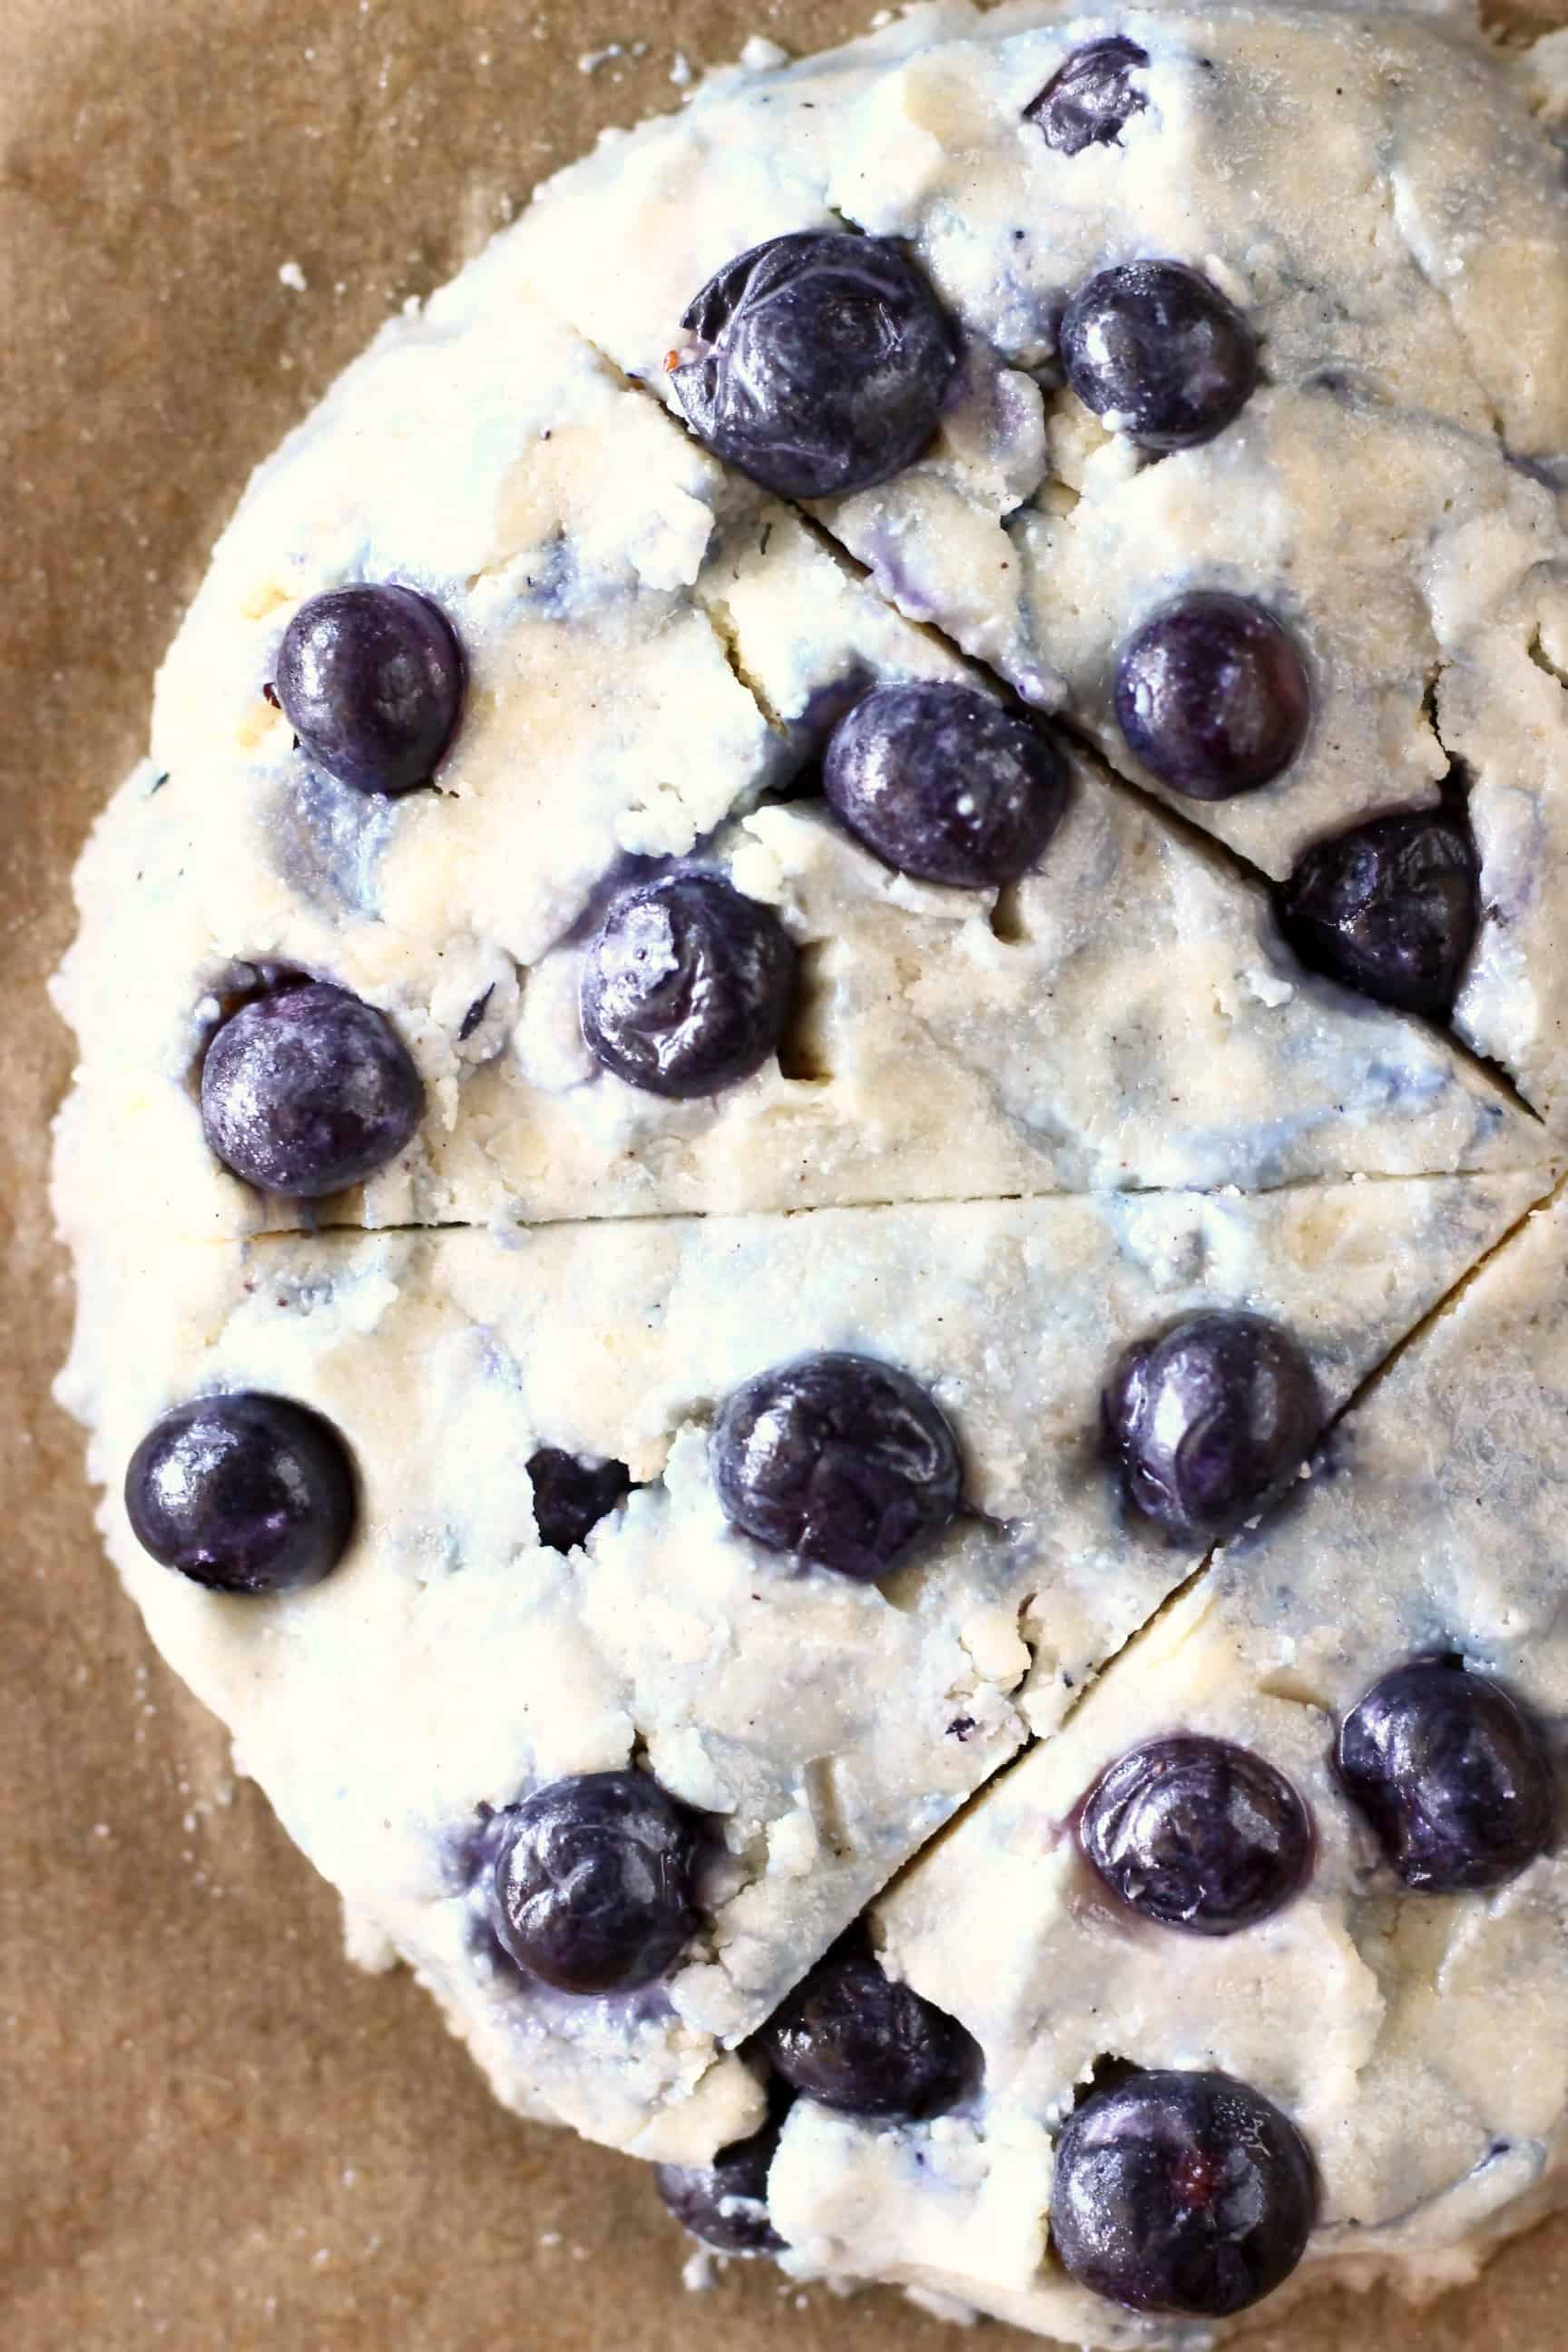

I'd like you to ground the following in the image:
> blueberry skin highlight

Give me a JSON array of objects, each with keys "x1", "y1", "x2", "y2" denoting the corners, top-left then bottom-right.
[
  {"x1": 489, "y1": 1770, "x2": 703, "y2": 1995},
  {"x1": 711, "y1": 1350, "x2": 962, "y2": 1582},
  {"x1": 1051, "y1": 2069, "x2": 1318, "y2": 2317},
  {"x1": 1279, "y1": 810, "x2": 1479, "y2": 1015},
  {"x1": 1025, "y1": 36, "x2": 1150, "y2": 153},
  {"x1": 580, "y1": 873, "x2": 797, "y2": 1101},
  {"x1": 1114, "y1": 592, "x2": 1311, "y2": 800},
  {"x1": 1337, "y1": 1661, "x2": 1556, "y2": 1893},
  {"x1": 1078, "y1": 1735, "x2": 1313, "y2": 1934},
  {"x1": 824, "y1": 681, "x2": 1070, "y2": 887},
  {"x1": 671, "y1": 230, "x2": 962, "y2": 500},
  {"x1": 124, "y1": 1392, "x2": 356, "y2": 1596},
  {"x1": 1059, "y1": 261, "x2": 1258, "y2": 451},
  {"x1": 201, "y1": 980, "x2": 425, "y2": 1198},
  {"x1": 762, "y1": 1932, "x2": 976, "y2": 2120},
  {"x1": 656, "y1": 2106, "x2": 790, "y2": 2254},
  {"x1": 274, "y1": 584, "x2": 465, "y2": 795}
]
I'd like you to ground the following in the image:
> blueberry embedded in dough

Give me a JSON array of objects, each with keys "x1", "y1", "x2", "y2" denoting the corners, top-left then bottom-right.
[
  {"x1": 1057, "y1": 261, "x2": 1259, "y2": 453},
  {"x1": 273, "y1": 583, "x2": 465, "y2": 796},
  {"x1": 655, "y1": 2100, "x2": 792, "y2": 2254},
  {"x1": 1278, "y1": 809, "x2": 1480, "y2": 1017},
  {"x1": 486, "y1": 1769, "x2": 704, "y2": 1994},
  {"x1": 526, "y1": 1446, "x2": 634, "y2": 1553},
  {"x1": 1113, "y1": 591, "x2": 1312, "y2": 800},
  {"x1": 1336, "y1": 1659, "x2": 1557, "y2": 1895},
  {"x1": 1024, "y1": 37, "x2": 1151, "y2": 157},
  {"x1": 199, "y1": 978, "x2": 425, "y2": 1197},
  {"x1": 123, "y1": 1391, "x2": 356, "y2": 1595},
  {"x1": 670, "y1": 230, "x2": 962, "y2": 501},
  {"x1": 762, "y1": 1929, "x2": 978, "y2": 2121},
  {"x1": 1076, "y1": 1734, "x2": 1314, "y2": 1934},
  {"x1": 579, "y1": 872, "x2": 798, "y2": 1099}
]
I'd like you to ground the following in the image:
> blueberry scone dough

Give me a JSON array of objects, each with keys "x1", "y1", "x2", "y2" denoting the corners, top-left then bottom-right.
[
  {"x1": 56, "y1": 1175, "x2": 1531, "y2": 2160},
  {"x1": 771, "y1": 1183, "x2": 1568, "y2": 2343},
  {"x1": 513, "y1": 0, "x2": 1568, "y2": 1128}
]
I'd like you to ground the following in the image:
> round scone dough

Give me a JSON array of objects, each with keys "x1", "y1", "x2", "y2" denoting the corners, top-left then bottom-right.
[{"x1": 48, "y1": 0, "x2": 1568, "y2": 2344}]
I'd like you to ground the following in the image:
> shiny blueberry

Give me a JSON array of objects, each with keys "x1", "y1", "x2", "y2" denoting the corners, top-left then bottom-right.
[
  {"x1": 489, "y1": 1769, "x2": 703, "y2": 1995},
  {"x1": 1114, "y1": 592, "x2": 1311, "y2": 800},
  {"x1": 655, "y1": 2105, "x2": 790, "y2": 2255},
  {"x1": 711, "y1": 1351, "x2": 961, "y2": 1582},
  {"x1": 123, "y1": 1392, "x2": 356, "y2": 1596},
  {"x1": 1059, "y1": 261, "x2": 1258, "y2": 451},
  {"x1": 273, "y1": 584, "x2": 464, "y2": 795},
  {"x1": 526, "y1": 1448, "x2": 633, "y2": 1553},
  {"x1": 1052, "y1": 2068, "x2": 1318, "y2": 2317},
  {"x1": 1337, "y1": 1660, "x2": 1555, "y2": 1894},
  {"x1": 823, "y1": 681, "x2": 1070, "y2": 887},
  {"x1": 1025, "y1": 36, "x2": 1150, "y2": 153},
  {"x1": 201, "y1": 980, "x2": 425, "y2": 1197},
  {"x1": 762, "y1": 1932, "x2": 975, "y2": 2120},
  {"x1": 1078, "y1": 1736, "x2": 1312, "y2": 1934},
  {"x1": 671, "y1": 230, "x2": 961, "y2": 501},
  {"x1": 1104, "y1": 1311, "x2": 1322, "y2": 1544},
  {"x1": 1278, "y1": 811, "x2": 1478, "y2": 1016},
  {"x1": 581, "y1": 874, "x2": 795, "y2": 1100}
]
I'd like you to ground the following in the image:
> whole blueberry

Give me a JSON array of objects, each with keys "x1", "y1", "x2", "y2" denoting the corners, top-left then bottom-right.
[
  {"x1": 1104, "y1": 1312, "x2": 1323, "y2": 1544},
  {"x1": 123, "y1": 1392, "x2": 356, "y2": 1596},
  {"x1": 1051, "y1": 2069, "x2": 1318, "y2": 2317},
  {"x1": 823, "y1": 681, "x2": 1070, "y2": 887},
  {"x1": 1336, "y1": 1661, "x2": 1555, "y2": 1894},
  {"x1": 201, "y1": 980, "x2": 425, "y2": 1197},
  {"x1": 1114, "y1": 593, "x2": 1311, "y2": 799},
  {"x1": 1278, "y1": 811, "x2": 1478, "y2": 1016},
  {"x1": 671, "y1": 230, "x2": 961, "y2": 500},
  {"x1": 527, "y1": 1448, "x2": 633, "y2": 1553},
  {"x1": 274, "y1": 583, "x2": 464, "y2": 795},
  {"x1": 655, "y1": 2105, "x2": 791, "y2": 2255},
  {"x1": 711, "y1": 1351, "x2": 961, "y2": 1582},
  {"x1": 1059, "y1": 261, "x2": 1258, "y2": 451},
  {"x1": 1078, "y1": 1736, "x2": 1313, "y2": 1934},
  {"x1": 1025, "y1": 36, "x2": 1150, "y2": 153},
  {"x1": 489, "y1": 1770, "x2": 703, "y2": 1995},
  {"x1": 762, "y1": 1932, "x2": 976, "y2": 2120},
  {"x1": 581, "y1": 874, "x2": 796, "y2": 1101}
]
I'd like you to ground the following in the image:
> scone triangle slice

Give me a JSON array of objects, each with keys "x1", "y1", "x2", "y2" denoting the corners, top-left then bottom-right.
[{"x1": 60, "y1": 1171, "x2": 1547, "y2": 2161}]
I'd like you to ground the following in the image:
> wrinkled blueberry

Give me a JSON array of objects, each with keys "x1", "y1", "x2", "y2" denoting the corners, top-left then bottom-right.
[
  {"x1": 274, "y1": 584, "x2": 464, "y2": 795},
  {"x1": 1059, "y1": 261, "x2": 1258, "y2": 451},
  {"x1": 124, "y1": 1393, "x2": 355, "y2": 1596},
  {"x1": 580, "y1": 874, "x2": 796, "y2": 1100},
  {"x1": 762, "y1": 1932, "x2": 975, "y2": 2120},
  {"x1": 1052, "y1": 2068, "x2": 1318, "y2": 2316},
  {"x1": 201, "y1": 980, "x2": 425, "y2": 1197},
  {"x1": 1025, "y1": 36, "x2": 1150, "y2": 153},
  {"x1": 1279, "y1": 811, "x2": 1478, "y2": 1016},
  {"x1": 527, "y1": 1447, "x2": 632, "y2": 1553},
  {"x1": 1078, "y1": 1736, "x2": 1312, "y2": 1934},
  {"x1": 1337, "y1": 1660, "x2": 1555, "y2": 1893},
  {"x1": 711, "y1": 1351, "x2": 961, "y2": 1581},
  {"x1": 655, "y1": 2105, "x2": 791, "y2": 2255},
  {"x1": 1114, "y1": 592, "x2": 1311, "y2": 799},
  {"x1": 823, "y1": 681, "x2": 1070, "y2": 887},
  {"x1": 1104, "y1": 1312, "x2": 1322, "y2": 1544},
  {"x1": 671, "y1": 230, "x2": 961, "y2": 500},
  {"x1": 490, "y1": 1770, "x2": 702, "y2": 1994}
]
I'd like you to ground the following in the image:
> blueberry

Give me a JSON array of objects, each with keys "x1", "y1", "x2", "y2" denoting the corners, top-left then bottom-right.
[
  {"x1": 762, "y1": 1931, "x2": 975, "y2": 2120},
  {"x1": 823, "y1": 682, "x2": 1070, "y2": 887},
  {"x1": 655, "y1": 2105, "x2": 791, "y2": 2255},
  {"x1": 580, "y1": 874, "x2": 796, "y2": 1100},
  {"x1": 201, "y1": 980, "x2": 425, "y2": 1197},
  {"x1": 711, "y1": 1351, "x2": 961, "y2": 1582},
  {"x1": 671, "y1": 230, "x2": 961, "y2": 500},
  {"x1": 1114, "y1": 592, "x2": 1311, "y2": 800},
  {"x1": 1278, "y1": 811, "x2": 1478, "y2": 1016},
  {"x1": 274, "y1": 584, "x2": 464, "y2": 795},
  {"x1": 1104, "y1": 1312, "x2": 1322, "y2": 1544},
  {"x1": 1059, "y1": 261, "x2": 1258, "y2": 450},
  {"x1": 123, "y1": 1393, "x2": 356, "y2": 1596},
  {"x1": 489, "y1": 1770, "x2": 703, "y2": 1995},
  {"x1": 527, "y1": 1448, "x2": 632, "y2": 1553},
  {"x1": 1078, "y1": 1736, "x2": 1312, "y2": 1934},
  {"x1": 1336, "y1": 1661, "x2": 1555, "y2": 1893},
  {"x1": 1025, "y1": 36, "x2": 1150, "y2": 153},
  {"x1": 1051, "y1": 2069, "x2": 1318, "y2": 2317}
]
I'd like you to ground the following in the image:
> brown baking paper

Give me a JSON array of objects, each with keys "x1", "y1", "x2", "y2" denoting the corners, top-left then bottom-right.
[{"x1": 4, "y1": 0, "x2": 1567, "y2": 2344}]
